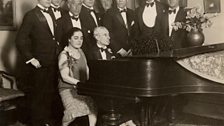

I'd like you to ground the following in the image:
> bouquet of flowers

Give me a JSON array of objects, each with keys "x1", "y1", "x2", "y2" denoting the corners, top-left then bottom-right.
[{"x1": 172, "y1": 7, "x2": 217, "y2": 32}]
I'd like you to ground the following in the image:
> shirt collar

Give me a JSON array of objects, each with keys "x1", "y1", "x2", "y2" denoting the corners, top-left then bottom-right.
[
  {"x1": 69, "y1": 12, "x2": 79, "y2": 18},
  {"x1": 82, "y1": 3, "x2": 94, "y2": 10},
  {"x1": 146, "y1": 0, "x2": 155, "y2": 4},
  {"x1": 37, "y1": 4, "x2": 48, "y2": 10},
  {"x1": 97, "y1": 43, "x2": 107, "y2": 49},
  {"x1": 51, "y1": 4, "x2": 60, "y2": 9},
  {"x1": 117, "y1": 7, "x2": 127, "y2": 11},
  {"x1": 169, "y1": 6, "x2": 179, "y2": 13}
]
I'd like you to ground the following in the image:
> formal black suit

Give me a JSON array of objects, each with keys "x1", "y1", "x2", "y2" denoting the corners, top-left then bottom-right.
[
  {"x1": 16, "y1": 6, "x2": 59, "y2": 126},
  {"x1": 133, "y1": 1, "x2": 165, "y2": 39},
  {"x1": 102, "y1": 7, "x2": 134, "y2": 52},
  {"x1": 79, "y1": 5, "x2": 100, "y2": 54},
  {"x1": 158, "y1": 7, "x2": 187, "y2": 49},
  {"x1": 86, "y1": 44, "x2": 114, "y2": 60},
  {"x1": 56, "y1": 12, "x2": 88, "y2": 50}
]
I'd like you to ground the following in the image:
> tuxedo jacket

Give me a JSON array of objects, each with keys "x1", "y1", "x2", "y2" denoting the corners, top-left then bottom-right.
[
  {"x1": 158, "y1": 7, "x2": 187, "y2": 49},
  {"x1": 79, "y1": 5, "x2": 100, "y2": 53},
  {"x1": 102, "y1": 7, "x2": 134, "y2": 52},
  {"x1": 86, "y1": 44, "x2": 114, "y2": 60},
  {"x1": 55, "y1": 12, "x2": 88, "y2": 51},
  {"x1": 133, "y1": 1, "x2": 165, "y2": 39},
  {"x1": 16, "y1": 6, "x2": 59, "y2": 67}
]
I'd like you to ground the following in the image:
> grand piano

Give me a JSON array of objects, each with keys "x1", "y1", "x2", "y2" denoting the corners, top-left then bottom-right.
[{"x1": 77, "y1": 43, "x2": 224, "y2": 126}]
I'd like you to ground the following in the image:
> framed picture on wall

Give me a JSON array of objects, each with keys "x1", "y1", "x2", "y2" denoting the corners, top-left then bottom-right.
[
  {"x1": 204, "y1": 0, "x2": 221, "y2": 13},
  {"x1": 0, "y1": 0, "x2": 16, "y2": 30}
]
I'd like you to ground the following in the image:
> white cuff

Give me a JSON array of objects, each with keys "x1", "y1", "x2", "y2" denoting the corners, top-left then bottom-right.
[{"x1": 25, "y1": 58, "x2": 35, "y2": 64}]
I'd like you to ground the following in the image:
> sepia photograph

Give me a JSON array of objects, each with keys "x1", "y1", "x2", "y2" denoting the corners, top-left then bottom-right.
[{"x1": 0, "y1": 0, "x2": 224, "y2": 126}]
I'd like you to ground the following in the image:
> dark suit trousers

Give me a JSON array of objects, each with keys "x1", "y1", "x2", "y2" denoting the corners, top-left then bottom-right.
[{"x1": 29, "y1": 64, "x2": 58, "y2": 125}]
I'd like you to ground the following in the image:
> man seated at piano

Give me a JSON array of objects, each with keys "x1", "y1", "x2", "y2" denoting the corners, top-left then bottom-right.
[
  {"x1": 86, "y1": 26, "x2": 116, "y2": 60},
  {"x1": 58, "y1": 27, "x2": 97, "y2": 126}
]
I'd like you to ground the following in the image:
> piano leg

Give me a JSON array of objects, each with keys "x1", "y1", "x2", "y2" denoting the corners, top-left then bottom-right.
[
  {"x1": 170, "y1": 97, "x2": 176, "y2": 124},
  {"x1": 140, "y1": 101, "x2": 153, "y2": 126},
  {"x1": 101, "y1": 99, "x2": 121, "y2": 126}
]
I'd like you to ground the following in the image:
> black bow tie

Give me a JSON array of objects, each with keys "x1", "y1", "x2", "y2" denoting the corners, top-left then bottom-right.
[
  {"x1": 71, "y1": 16, "x2": 79, "y2": 21},
  {"x1": 120, "y1": 9, "x2": 127, "y2": 13},
  {"x1": 52, "y1": 7, "x2": 60, "y2": 12},
  {"x1": 168, "y1": 9, "x2": 176, "y2": 14},
  {"x1": 89, "y1": 9, "x2": 95, "y2": 13},
  {"x1": 146, "y1": 2, "x2": 154, "y2": 7},
  {"x1": 100, "y1": 48, "x2": 107, "y2": 52},
  {"x1": 41, "y1": 8, "x2": 50, "y2": 13}
]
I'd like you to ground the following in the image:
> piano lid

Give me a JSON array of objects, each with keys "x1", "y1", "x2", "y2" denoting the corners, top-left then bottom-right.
[
  {"x1": 126, "y1": 43, "x2": 224, "y2": 59},
  {"x1": 77, "y1": 43, "x2": 224, "y2": 97},
  {"x1": 177, "y1": 50, "x2": 224, "y2": 84}
]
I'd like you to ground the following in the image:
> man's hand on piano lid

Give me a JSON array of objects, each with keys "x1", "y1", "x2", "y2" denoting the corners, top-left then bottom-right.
[
  {"x1": 117, "y1": 48, "x2": 127, "y2": 57},
  {"x1": 119, "y1": 120, "x2": 136, "y2": 126},
  {"x1": 127, "y1": 49, "x2": 132, "y2": 56},
  {"x1": 118, "y1": 48, "x2": 132, "y2": 57}
]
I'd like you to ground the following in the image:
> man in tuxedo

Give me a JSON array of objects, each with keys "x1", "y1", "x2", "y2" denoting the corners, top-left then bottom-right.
[
  {"x1": 16, "y1": 0, "x2": 60, "y2": 125},
  {"x1": 133, "y1": 0, "x2": 166, "y2": 39},
  {"x1": 79, "y1": 0, "x2": 100, "y2": 55},
  {"x1": 102, "y1": 0, "x2": 134, "y2": 57},
  {"x1": 87, "y1": 26, "x2": 115, "y2": 60},
  {"x1": 50, "y1": 0, "x2": 66, "y2": 21},
  {"x1": 56, "y1": 0, "x2": 84, "y2": 49},
  {"x1": 97, "y1": 0, "x2": 113, "y2": 20},
  {"x1": 158, "y1": 0, "x2": 187, "y2": 49}
]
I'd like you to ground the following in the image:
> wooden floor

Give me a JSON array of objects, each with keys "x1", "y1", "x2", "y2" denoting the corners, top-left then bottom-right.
[
  {"x1": 171, "y1": 113, "x2": 224, "y2": 126},
  {"x1": 5, "y1": 115, "x2": 224, "y2": 126},
  {"x1": 2, "y1": 110, "x2": 224, "y2": 126}
]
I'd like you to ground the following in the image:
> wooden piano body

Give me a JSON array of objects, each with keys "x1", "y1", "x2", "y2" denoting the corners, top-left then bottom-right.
[{"x1": 77, "y1": 43, "x2": 224, "y2": 126}]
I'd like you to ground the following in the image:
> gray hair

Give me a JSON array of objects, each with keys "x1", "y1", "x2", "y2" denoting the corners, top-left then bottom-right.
[{"x1": 93, "y1": 26, "x2": 109, "y2": 37}]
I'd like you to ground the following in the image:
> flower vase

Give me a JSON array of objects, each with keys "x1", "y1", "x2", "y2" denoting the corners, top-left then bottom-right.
[{"x1": 186, "y1": 29, "x2": 205, "y2": 47}]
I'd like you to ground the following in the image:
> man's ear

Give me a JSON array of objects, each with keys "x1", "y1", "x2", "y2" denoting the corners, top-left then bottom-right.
[{"x1": 95, "y1": 35, "x2": 99, "y2": 41}]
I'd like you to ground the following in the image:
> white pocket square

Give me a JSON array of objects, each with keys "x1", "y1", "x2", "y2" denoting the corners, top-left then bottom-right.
[{"x1": 131, "y1": 21, "x2": 135, "y2": 26}]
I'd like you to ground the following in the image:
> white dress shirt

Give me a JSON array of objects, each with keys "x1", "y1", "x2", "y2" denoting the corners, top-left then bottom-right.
[
  {"x1": 83, "y1": 4, "x2": 98, "y2": 26},
  {"x1": 142, "y1": 1, "x2": 157, "y2": 27},
  {"x1": 168, "y1": 6, "x2": 179, "y2": 36},
  {"x1": 118, "y1": 7, "x2": 128, "y2": 28},
  {"x1": 97, "y1": 44, "x2": 107, "y2": 60},
  {"x1": 37, "y1": 4, "x2": 54, "y2": 35},
  {"x1": 69, "y1": 12, "x2": 81, "y2": 29},
  {"x1": 51, "y1": 4, "x2": 62, "y2": 20}
]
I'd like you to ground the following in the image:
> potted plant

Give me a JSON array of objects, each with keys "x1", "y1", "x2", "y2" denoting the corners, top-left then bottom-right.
[{"x1": 172, "y1": 7, "x2": 217, "y2": 46}]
